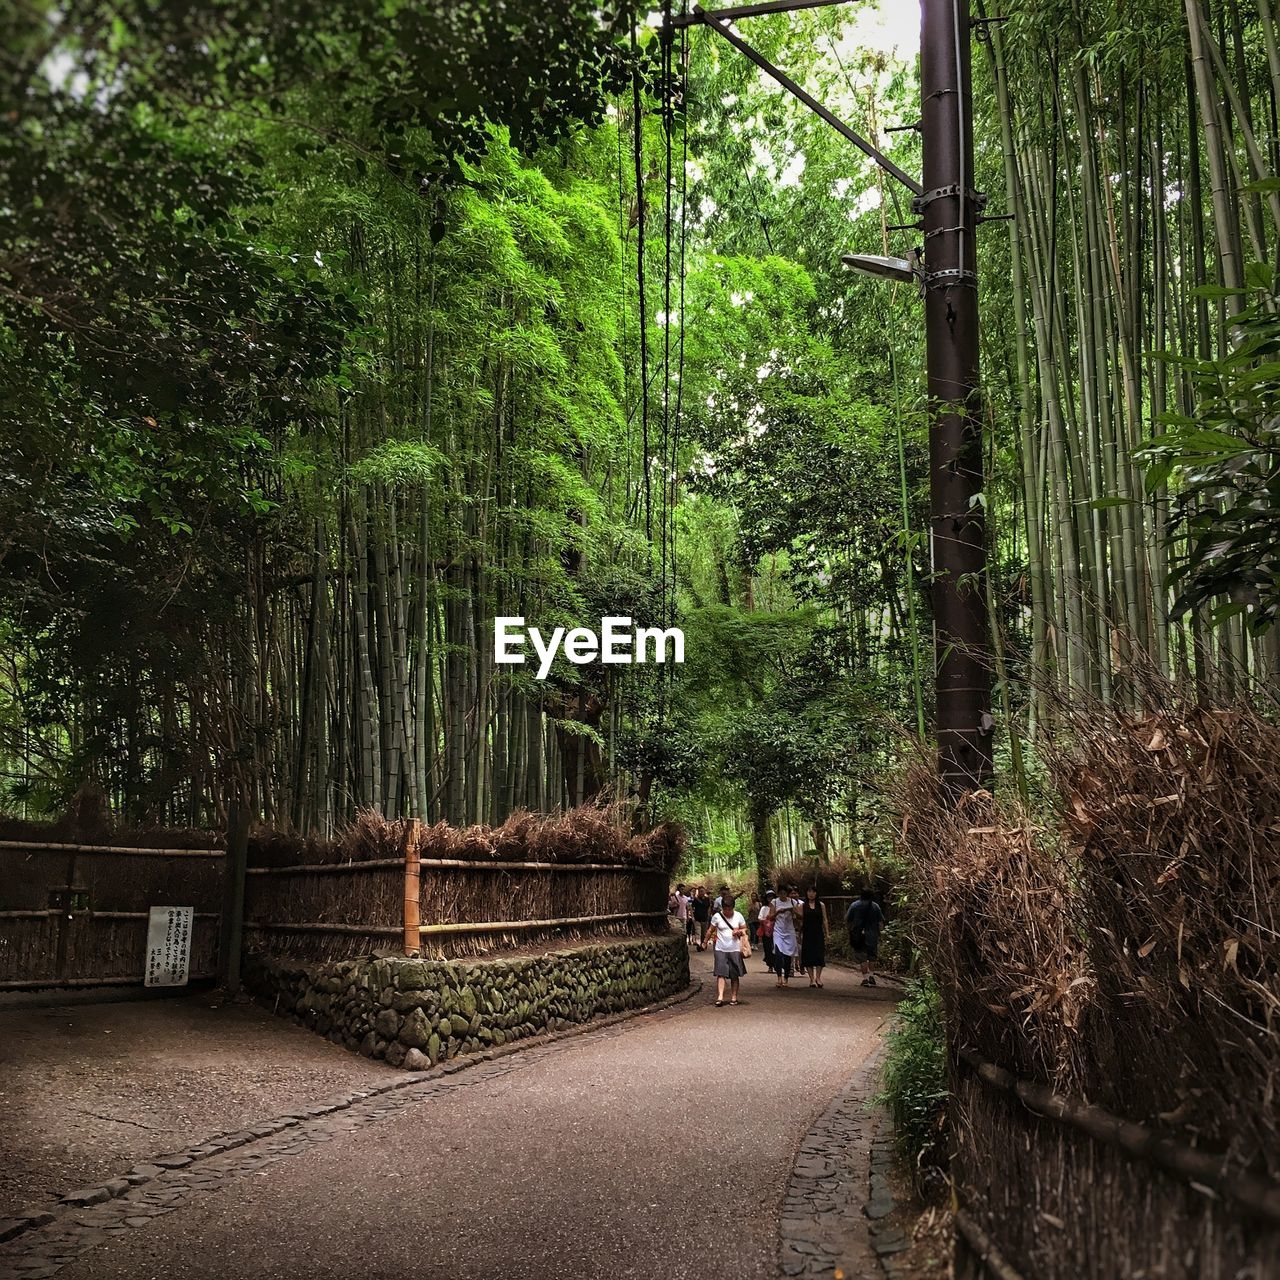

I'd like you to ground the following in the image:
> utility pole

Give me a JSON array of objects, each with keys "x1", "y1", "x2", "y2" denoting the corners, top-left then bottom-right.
[
  {"x1": 667, "y1": 0, "x2": 994, "y2": 794},
  {"x1": 918, "y1": 0, "x2": 993, "y2": 792}
]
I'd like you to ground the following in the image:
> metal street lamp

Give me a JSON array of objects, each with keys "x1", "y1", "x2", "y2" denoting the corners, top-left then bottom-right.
[{"x1": 840, "y1": 253, "x2": 918, "y2": 285}]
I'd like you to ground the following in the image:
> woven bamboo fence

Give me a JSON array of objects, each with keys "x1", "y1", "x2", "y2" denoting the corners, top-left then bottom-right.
[
  {"x1": 895, "y1": 690, "x2": 1280, "y2": 1279},
  {"x1": 0, "y1": 821, "x2": 224, "y2": 988},
  {"x1": 243, "y1": 808, "x2": 683, "y2": 962},
  {"x1": 950, "y1": 1049, "x2": 1280, "y2": 1280}
]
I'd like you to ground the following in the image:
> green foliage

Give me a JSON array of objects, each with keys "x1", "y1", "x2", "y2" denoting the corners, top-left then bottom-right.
[
  {"x1": 1141, "y1": 298, "x2": 1280, "y2": 632},
  {"x1": 5, "y1": 0, "x2": 632, "y2": 174},
  {"x1": 347, "y1": 440, "x2": 452, "y2": 488},
  {"x1": 875, "y1": 977, "x2": 950, "y2": 1191},
  {"x1": 0, "y1": 0, "x2": 1108, "y2": 850},
  {"x1": 0, "y1": 0, "x2": 641, "y2": 816}
]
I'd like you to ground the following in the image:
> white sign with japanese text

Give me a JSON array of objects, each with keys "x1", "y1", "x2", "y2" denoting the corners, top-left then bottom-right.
[{"x1": 145, "y1": 906, "x2": 193, "y2": 987}]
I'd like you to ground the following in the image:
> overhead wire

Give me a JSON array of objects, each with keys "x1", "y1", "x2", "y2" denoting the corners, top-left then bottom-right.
[
  {"x1": 824, "y1": 27, "x2": 909, "y2": 232},
  {"x1": 631, "y1": 7, "x2": 653, "y2": 544},
  {"x1": 671, "y1": 9, "x2": 691, "y2": 637},
  {"x1": 658, "y1": 0, "x2": 674, "y2": 726},
  {"x1": 661, "y1": 0, "x2": 674, "y2": 647},
  {"x1": 653, "y1": 0, "x2": 692, "y2": 729},
  {"x1": 617, "y1": 110, "x2": 632, "y2": 522}
]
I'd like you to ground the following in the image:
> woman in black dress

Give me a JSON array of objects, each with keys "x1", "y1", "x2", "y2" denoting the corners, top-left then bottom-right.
[{"x1": 799, "y1": 886, "x2": 829, "y2": 988}]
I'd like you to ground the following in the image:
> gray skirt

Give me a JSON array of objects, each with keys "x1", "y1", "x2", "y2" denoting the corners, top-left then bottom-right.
[{"x1": 714, "y1": 949, "x2": 746, "y2": 978}]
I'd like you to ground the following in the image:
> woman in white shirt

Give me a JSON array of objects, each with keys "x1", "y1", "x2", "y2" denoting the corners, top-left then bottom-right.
[
  {"x1": 708, "y1": 892, "x2": 748, "y2": 1007},
  {"x1": 770, "y1": 885, "x2": 800, "y2": 988}
]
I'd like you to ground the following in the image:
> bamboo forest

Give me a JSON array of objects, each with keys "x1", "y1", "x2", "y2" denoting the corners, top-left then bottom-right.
[
  {"x1": 4, "y1": 0, "x2": 1278, "y2": 850},
  {"x1": 4, "y1": 2, "x2": 1280, "y2": 1279}
]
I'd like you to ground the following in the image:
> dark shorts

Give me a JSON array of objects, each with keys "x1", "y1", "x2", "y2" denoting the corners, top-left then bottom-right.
[
  {"x1": 713, "y1": 950, "x2": 746, "y2": 979},
  {"x1": 850, "y1": 930, "x2": 880, "y2": 960}
]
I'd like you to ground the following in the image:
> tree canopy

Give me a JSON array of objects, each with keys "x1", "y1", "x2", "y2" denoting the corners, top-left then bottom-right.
[{"x1": 3, "y1": 0, "x2": 1279, "y2": 877}]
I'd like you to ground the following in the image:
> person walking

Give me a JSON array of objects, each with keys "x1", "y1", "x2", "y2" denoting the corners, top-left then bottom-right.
[
  {"x1": 708, "y1": 891, "x2": 747, "y2": 1007},
  {"x1": 758, "y1": 892, "x2": 775, "y2": 971},
  {"x1": 846, "y1": 888, "x2": 885, "y2": 987},
  {"x1": 691, "y1": 886, "x2": 711, "y2": 951},
  {"x1": 770, "y1": 885, "x2": 800, "y2": 987},
  {"x1": 746, "y1": 893, "x2": 762, "y2": 945},
  {"x1": 799, "y1": 885, "x2": 829, "y2": 988},
  {"x1": 669, "y1": 883, "x2": 692, "y2": 947}
]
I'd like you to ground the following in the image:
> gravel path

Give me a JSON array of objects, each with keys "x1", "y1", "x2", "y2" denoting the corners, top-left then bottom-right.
[{"x1": 7, "y1": 949, "x2": 891, "y2": 1280}]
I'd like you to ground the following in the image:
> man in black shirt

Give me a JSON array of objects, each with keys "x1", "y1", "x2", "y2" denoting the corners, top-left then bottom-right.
[
  {"x1": 845, "y1": 888, "x2": 885, "y2": 987},
  {"x1": 691, "y1": 886, "x2": 711, "y2": 951}
]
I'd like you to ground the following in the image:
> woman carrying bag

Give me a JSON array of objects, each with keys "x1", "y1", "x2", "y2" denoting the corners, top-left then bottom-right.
[{"x1": 708, "y1": 892, "x2": 748, "y2": 1007}]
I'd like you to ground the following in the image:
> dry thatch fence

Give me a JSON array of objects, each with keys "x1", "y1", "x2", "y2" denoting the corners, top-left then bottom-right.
[
  {"x1": 0, "y1": 798, "x2": 223, "y2": 988},
  {"x1": 895, "y1": 692, "x2": 1280, "y2": 1279},
  {"x1": 243, "y1": 807, "x2": 683, "y2": 962}
]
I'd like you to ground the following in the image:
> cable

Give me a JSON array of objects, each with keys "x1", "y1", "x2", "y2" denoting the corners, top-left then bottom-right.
[
  {"x1": 632, "y1": 7, "x2": 653, "y2": 543},
  {"x1": 617, "y1": 111, "x2": 632, "y2": 520},
  {"x1": 952, "y1": 0, "x2": 967, "y2": 285},
  {"x1": 671, "y1": 14, "x2": 690, "y2": 635},
  {"x1": 825, "y1": 28, "x2": 909, "y2": 233},
  {"x1": 661, "y1": 2, "x2": 673, "y2": 640},
  {"x1": 658, "y1": 0, "x2": 674, "y2": 727}
]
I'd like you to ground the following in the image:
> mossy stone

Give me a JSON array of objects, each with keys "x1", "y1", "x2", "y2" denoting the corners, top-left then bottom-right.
[
  {"x1": 399, "y1": 1007, "x2": 433, "y2": 1051},
  {"x1": 395, "y1": 961, "x2": 428, "y2": 991}
]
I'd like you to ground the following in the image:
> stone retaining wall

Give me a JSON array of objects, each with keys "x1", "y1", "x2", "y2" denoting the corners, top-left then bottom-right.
[{"x1": 244, "y1": 928, "x2": 689, "y2": 1069}]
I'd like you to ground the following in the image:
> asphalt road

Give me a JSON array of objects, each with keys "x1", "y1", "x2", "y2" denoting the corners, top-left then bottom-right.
[{"x1": 49, "y1": 950, "x2": 891, "y2": 1280}]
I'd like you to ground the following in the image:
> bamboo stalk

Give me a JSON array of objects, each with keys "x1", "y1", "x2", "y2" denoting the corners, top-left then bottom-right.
[
  {"x1": 0, "y1": 975, "x2": 216, "y2": 992},
  {"x1": 959, "y1": 1048, "x2": 1280, "y2": 1224},
  {"x1": 0, "y1": 841, "x2": 224, "y2": 857},
  {"x1": 953, "y1": 1211, "x2": 1028, "y2": 1280},
  {"x1": 0, "y1": 906, "x2": 218, "y2": 916},
  {"x1": 58, "y1": 911, "x2": 221, "y2": 921},
  {"x1": 245, "y1": 859, "x2": 667, "y2": 875},
  {"x1": 403, "y1": 819, "x2": 420, "y2": 957},
  {"x1": 244, "y1": 911, "x2": 668, "y2": 936},
  {"x1": 245, "y1": 921, "x2": 402, "y2": 936},
  {"x1": 419, "y1": 911, "x2": 668, "y2": 935},
  {"x1": 1186, "y1": 0, "x2": 1245, "y2": 307}
]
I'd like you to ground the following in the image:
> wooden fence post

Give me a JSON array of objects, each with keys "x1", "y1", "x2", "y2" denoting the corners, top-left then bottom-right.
[
  {"x1": 218, "y1": 795, "x2": 250, "y2": 990},
  {"x1": 403, "y1": 821, "x2": 421, "y2": 958}
]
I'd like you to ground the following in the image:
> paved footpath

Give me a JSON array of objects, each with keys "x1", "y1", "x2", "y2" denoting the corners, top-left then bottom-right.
[
  {"x1": 0, "y1": 990, "x2": 400, "y2": 1217},
  {"x1": 3, "y1": 949, "x2": 893, "y2": 1280}
]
